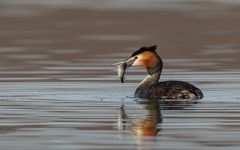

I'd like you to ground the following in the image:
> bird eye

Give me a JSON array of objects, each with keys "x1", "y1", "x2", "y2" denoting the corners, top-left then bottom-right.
[{"x1": 135, "y1": 56, "x2": 138, "y2": 59}]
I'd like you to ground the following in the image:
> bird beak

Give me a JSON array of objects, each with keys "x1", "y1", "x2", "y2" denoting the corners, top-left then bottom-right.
[
  {"x1": 113, "y1": 61, "x2": 125, "y2": 66},
  {"x1": 113, "y1": 57, "x2": 135, "y2": 67}
]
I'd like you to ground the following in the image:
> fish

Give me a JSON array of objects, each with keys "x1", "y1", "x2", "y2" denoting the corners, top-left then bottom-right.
[{"x1": 117, "y1": 62, "x2": 127, "y2": 83}]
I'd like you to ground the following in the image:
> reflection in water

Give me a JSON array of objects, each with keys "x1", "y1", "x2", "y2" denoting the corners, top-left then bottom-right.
[
  {"x1": 130, "y1": 100, "x2": 162, "y2": 137},
  {"x1": 117, "y1": 99, "x2": 198, "y2": 150},
  {"x1": 117, "y1": 99, "x2": 198, "y2": 137},
  {"x1": 118, "y1": 100, "x2": 162, "y2": 137}
]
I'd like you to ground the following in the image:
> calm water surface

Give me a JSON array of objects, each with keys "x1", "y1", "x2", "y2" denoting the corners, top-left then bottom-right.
[
  {"x1": 1, "y1": 1, "x2": 240, "y2": 150},
  {"x1": 0, "y1": 66, "x2": 240, "y2": 150}
]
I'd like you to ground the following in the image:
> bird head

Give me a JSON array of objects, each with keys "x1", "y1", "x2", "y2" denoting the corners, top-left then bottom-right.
[{"x1": 114, "y1": 45, "x2": 162, "y2": 76}]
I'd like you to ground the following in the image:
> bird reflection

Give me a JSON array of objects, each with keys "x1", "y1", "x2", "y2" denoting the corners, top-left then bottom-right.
[
  {"x1": 117, "y1": 99, "x2": 197, "y2": 137},
  {"x1": 117, "y1": 99, "x2": 162, "y2": 137}
]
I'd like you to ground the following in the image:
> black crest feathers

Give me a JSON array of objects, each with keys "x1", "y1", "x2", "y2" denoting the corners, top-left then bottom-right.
[{"x1": 130, "y1": 45, "x2": 157, "y2": 57}]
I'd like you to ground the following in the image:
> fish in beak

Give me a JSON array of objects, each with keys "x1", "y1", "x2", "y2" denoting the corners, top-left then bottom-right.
[
  {"x1": 113, "y1": 57, "x2": 136, "y2": 83},
  {"x1": 117, "y1": 62, "x2": 127, "y2": 83}
]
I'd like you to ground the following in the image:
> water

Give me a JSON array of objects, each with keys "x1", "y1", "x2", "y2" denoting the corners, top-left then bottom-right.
[
  {"x1": 1, "y1": 78, "x2": 240, "y2": 150},
  {"x1": 0, "y1": 0, "x2": 240, "y2": 150}
]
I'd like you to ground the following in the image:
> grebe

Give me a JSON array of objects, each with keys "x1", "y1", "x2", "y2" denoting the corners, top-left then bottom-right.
[{"x1": 114, "y1": 45, "x2": 203, "y2": 100}]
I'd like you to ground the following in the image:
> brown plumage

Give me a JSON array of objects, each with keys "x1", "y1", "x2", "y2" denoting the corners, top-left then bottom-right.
[{"x1": 135, "y1": 80, "x2": 203, "y2": 99}]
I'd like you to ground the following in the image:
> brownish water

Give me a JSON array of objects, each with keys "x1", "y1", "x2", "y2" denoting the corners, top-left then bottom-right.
[{"x1": 0, "y1": 1, "x2": 240, "y2": 150}]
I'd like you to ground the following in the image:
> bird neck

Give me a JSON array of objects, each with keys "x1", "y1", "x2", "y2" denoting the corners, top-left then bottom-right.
[
  {"x1": 140, "y1": 71, "x2": 161, "y2": 86},
  {"x1": 134, "y1": 71, "x2": 161, "y2": 98},
  {"x1": 140, "y1": 55, "x2": 163, "y2": 86},
  {"x1": 135, "y1": 55, "x2": 163, "y2": 97},
  {"x1": 135, "y1": 71, "x2": 161, "y2": 95}
]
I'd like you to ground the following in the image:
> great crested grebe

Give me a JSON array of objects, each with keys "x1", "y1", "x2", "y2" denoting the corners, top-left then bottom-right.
[{"x1": 114, "y1": 45, "x2": 203, "y2": 100}]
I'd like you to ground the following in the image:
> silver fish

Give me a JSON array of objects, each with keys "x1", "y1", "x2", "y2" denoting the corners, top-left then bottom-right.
[{"x1": 117, "y1": 62, "x2": 127, "y2": 83}]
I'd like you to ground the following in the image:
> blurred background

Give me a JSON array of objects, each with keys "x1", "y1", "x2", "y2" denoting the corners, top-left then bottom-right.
[{"x1": 0, "y1": 0, "x2": 240, "y2": 82}]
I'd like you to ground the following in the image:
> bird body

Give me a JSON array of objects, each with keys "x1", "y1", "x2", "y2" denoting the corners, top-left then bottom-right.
[{"x1": 135, "y1": 80, "x2": 203, "y2": 99}]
